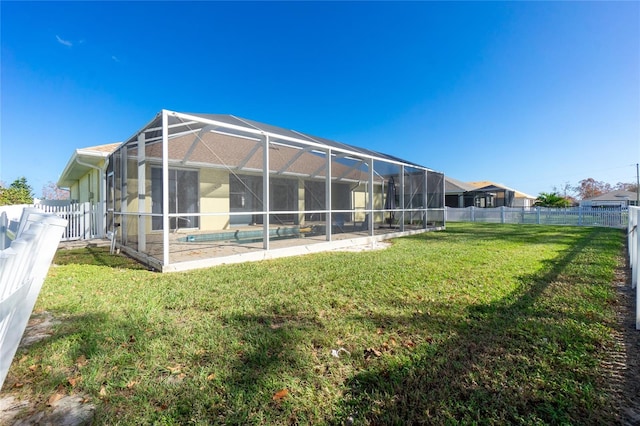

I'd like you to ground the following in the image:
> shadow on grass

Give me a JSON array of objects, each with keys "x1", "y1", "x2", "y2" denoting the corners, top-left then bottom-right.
[
  {"x1": 333, "y1": 226, "x2": 622, "y2": 424},
  {"x1": 53, "y1": 246, "x2": 147, "y2": 270},
  {"x1": 404, "y1": 222, "x2": 596, "y2": 247}
]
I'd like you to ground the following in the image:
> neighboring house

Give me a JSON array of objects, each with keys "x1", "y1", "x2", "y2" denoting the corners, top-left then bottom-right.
[
  {"x1": 467, "y1": 181, "x2": 537, "y2": 208},
  {"x1": 445, "y1": 176, "x2": 477, "y2": 208},
  {"x1": 580, "y1": 190, "x2": 638, "y2": 208},
  {"x1": 60, "y1": 110, "x2": 446, "y2": 271},
  {"x1": 444, "y1": 178, "x2": 537, "y2": 208}
]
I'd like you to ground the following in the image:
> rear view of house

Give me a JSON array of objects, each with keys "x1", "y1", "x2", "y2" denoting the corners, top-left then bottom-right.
[{"x1": 61, "y1": 110, "x2": 445, "y2": 271}]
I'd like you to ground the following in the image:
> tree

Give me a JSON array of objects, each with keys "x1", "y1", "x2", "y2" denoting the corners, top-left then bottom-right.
[
  {"x1": 552, "y1": 181, "x2": 577, "y2": 205},
  {"x1": 0, "y1": 177, "x2": 34, "y2": 205},
  {"x1": 42, "y1": 181, "x2": 70, "y2": 200},
  {"x1": 573, "y1": 178, "x2": 612, "y2": 200},
  {"x1": 534, "y1": 192, "x2": 572, "y2": 208},
  {"x1": 614, "y1": 182, "x2": 639, "y2": 193}
]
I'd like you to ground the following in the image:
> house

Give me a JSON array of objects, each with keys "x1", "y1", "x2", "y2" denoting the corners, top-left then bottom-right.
[
  {"x1": 444, "y1": 178, "x2": 536, "y2": 208},
  {"x1": 445, "y1": 176, "x2": 477, "y2": 208},
  {"x1": 580, "y1": 190, "x2": 638, "y2": 208},
  {"x1": 467, "y1": 181, "x2": 536, "y2": 208},
  {"x1": 57, "y1": 143, "x2": 120, "y2": 238},
  {"x1": 59, "y1": 110, "x2": 445, "y2": 271}
]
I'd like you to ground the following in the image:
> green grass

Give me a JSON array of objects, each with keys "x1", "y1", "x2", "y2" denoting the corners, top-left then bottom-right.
[{"x1": 4, "y1": 222, "x2": 625, "y2": 424}]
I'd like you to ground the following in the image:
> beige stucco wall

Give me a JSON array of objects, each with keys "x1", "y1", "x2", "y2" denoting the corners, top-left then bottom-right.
[
  {"x1": 73, "y1": 167, "x2": 101, "y2": 204},
  {"x1": 298, "y1": 179, "x2": 305, "y2": 225},
  {"x1": 200, "y1": 168, "x2": 230, "y2": 230}
]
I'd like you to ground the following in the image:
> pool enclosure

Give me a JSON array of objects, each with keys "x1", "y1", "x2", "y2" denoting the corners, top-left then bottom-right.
[{"x1": 107, "y1": 110, "x2": 445, "y2": 271}]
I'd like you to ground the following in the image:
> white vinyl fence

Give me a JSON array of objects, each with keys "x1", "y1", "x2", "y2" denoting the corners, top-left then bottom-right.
[
  {"x1": 0, "y1": 201, "x2": 101, "y2": 242},
  {"x1": 446, "y1": 206, "x2": 629, "y2": 228},
  {"x1": 0, "y1": 208, "x2": 67, "y2": 389},
  {"x1": 628, "y1": 207, "x2": 639, "y2": 329}
]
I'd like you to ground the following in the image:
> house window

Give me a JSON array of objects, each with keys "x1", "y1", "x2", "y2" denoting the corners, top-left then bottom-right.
[{"x1": 151, "y1": 168, "x2": 199, "y2": 231}]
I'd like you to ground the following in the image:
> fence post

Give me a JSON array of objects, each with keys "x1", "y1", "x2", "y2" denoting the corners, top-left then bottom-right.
[
  {"x1": 500, "y1": 206, "x2": 505, "y2": 224},
  {"x1": 578, "y1": 206, "x2": 583, "y2": 226},
  {"x1": 470, "y1": 206, "x2": 475, "y2": 222},
  {"x1": 0, "y1": 212, "x2": 7, "y2": 250},
  {"x1": 536, "y1": 207, "x2": 540, "y2": 225},
  {"x1": 636, "y1": 220, "x2": 640, "y2": 329}
]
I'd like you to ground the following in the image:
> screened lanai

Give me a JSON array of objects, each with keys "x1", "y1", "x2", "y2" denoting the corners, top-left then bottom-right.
[{"x1": 106, "y1": 110, "x2": 445, "y2": 271}]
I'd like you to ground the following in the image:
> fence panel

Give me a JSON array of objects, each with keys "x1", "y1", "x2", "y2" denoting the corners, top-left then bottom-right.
[
  {"x1": 1, "y1": 202, "x2": 100, "y2": 242},
  {"x1": 0, "y1": 210, "x2": 67, "y2": 389},
  {"x1": 446, "y1": 206, "x2": 629, "y2": 229}
]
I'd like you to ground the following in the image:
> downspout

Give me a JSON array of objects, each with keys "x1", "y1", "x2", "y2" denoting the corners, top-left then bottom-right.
[{"x1": 74, "y1": 156, "x2": 109, "y2": 238}]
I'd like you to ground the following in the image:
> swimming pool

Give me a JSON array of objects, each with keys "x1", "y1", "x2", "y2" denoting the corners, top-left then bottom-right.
[{"x1": 178, "y1": 226, "x2": 305, "y2": 244}]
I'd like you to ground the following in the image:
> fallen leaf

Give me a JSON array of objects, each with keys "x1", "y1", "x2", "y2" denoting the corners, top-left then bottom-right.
[
  {"x1": 167, "y1": 365, "x2": 182, "y2": 374},
  {"x1": 389, "y1": 337, "x2": 397, "y2": 346},
  {"x1": 76, "y1": 355, "x2": 88, "y2": 367},
  {"x1": 48, "y1": 393, "x2": 64, "y2": 406},
  {"x1": 28, "y1": 364, "x2": 39, "y2": 372},
  {"x1": 376, "y1": 328, "x2": 383, "y2": 335},
  {"x1": 126, "y1": 380, "x2": 138, "y2": 389},
  {"x1": 99, "y1": 385, "x2": 107, "y2": 397},
  {"x1": 404, "y1": 340, "x2": 416, "y2": 348},
  {"x1": 13, "y1": 382, "x2": 24, "y2": 389},
  {"x1": 68, "y1": 377, "x2": 79, "y2": 387},
  {"x1": 364, "y1": 348, "x2": 382, "y2": 358},
  {"x1": 18, "y1": 355, "x2": 28, "y2": 364},
  {"x1": 272, "y1": 388, "x2": 289, "y2": 401},
  {"x1": 206, "y1": 373, "x2": 216, "y2": 381}
]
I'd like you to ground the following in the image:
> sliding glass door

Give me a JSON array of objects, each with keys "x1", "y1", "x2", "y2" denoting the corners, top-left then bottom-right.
[{"x1": 151, "y1": 168, "x2": 199, "y2": 231}]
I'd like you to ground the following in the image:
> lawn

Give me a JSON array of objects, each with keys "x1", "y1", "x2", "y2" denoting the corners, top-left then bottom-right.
[{"x1": 3, "y1": 222, "x2": 625, "y2": 424}]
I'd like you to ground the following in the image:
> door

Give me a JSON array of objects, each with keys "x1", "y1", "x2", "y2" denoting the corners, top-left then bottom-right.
[{"x1": 151, "y1": 168, "x2": 199, "y2": 231}]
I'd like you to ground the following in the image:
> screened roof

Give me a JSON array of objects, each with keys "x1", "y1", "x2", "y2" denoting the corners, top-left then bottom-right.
[{"x1": 123, "y1": 111, "x2": 432, "y2": 172}]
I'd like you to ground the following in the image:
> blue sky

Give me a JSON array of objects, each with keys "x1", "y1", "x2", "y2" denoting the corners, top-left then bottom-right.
[{"x1": 1, "y1": 1, "x2": 639, "y2": 198}]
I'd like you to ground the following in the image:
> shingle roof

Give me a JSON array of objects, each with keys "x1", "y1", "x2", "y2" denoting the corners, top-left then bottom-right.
[
  {"x1": 583, "y1": 190, "x2": 638, "y2": 202},
  {"x1": 129, "y1": 112, "x2": 431, "y2": 171},
  {"x1": 468, "y1": 181, "x2": 536, "y2": 199},
  {"x1": 78, "y1": 142, "x2": 121, "y2": 155}
]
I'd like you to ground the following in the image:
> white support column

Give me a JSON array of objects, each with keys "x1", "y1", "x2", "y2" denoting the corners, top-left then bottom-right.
[
  {"x1": 99, "y1": 162, "x2": 107, "y2": 238},
  {"x1": 263, "y1": 135, "x2": 270, "y2": 251},
  {"x1": 121, "y1": 144, "x2": 128, "y2": 243},
  {"x1": 162, "y1": 110, "x2": 170, "y2": 266},
  {"x1": 399, "y1": 165, "x2": 405, "y2": 232},
  {"x1": 424, "y1": 170, "x2": 429, "y2": 229},
  {"x1": 368, "y1": 158, "x2": 374, "y2": 236},
  {"x1": 326, "y1": 149, "x2": 332, "y2": 241},
  {"x1": 137, "y1": 133, "x2": 146, "y2": 252}
]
